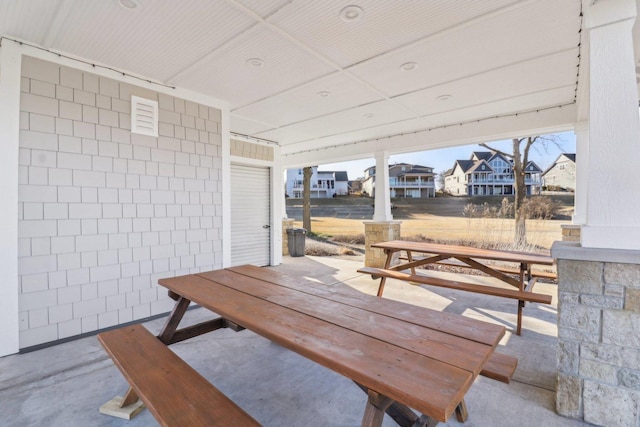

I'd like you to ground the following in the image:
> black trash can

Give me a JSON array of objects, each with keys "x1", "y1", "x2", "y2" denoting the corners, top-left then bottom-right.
[{"x1": 286, "y1": 228, "x2": 307, "y2": 257}]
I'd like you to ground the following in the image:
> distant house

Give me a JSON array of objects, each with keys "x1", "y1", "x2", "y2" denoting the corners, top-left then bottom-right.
[
  {"x1": 361, "y1": 163, "x2": 435, "y2": 198},
  {"x1": 542, "y1": 153, "x2": 576, "y2": 191},
  {"x1": 348, "y1": 179, "x2": 363, "y2": 194},
  {"x1": 444, "y1": 151, "x2": 542, "y2": 196},
  {"x1": 285, "y1": 167, "x2": 349, "y2": 198}
]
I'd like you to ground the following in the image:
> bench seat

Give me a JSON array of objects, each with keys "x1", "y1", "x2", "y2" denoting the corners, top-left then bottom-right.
[
  {"x1": 481, "y1": 352, "x2": 518, "y2": 384},
  {"x1": 98, "y1": 324, "x2": 260, "y2": 427},
  {"x1": 400, "y1": 256, "x2": 557, "y2": 280},
  {"x1": 358, "y1": 267, "x2": 552, "y2": 304}
]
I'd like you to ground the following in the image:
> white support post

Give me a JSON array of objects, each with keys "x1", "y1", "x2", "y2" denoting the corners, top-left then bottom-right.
[
  {"x1": 271, "y1": 149, "x2": 284, "y2": 266},
  {"x1": 372, "y1": 151, "x2": 393, "y2": 222},
  {"x1": 572, "y1": 121, "x2": 588, "y2": 225},
  {"x1": 0, "y1": 42, "x2": 22, "y2": 356},
  {"x1": 581, "y1": 0, "x2": 640, "y2": 250}
]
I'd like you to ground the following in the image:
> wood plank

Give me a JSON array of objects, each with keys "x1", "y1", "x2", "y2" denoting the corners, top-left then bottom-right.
[
  {"x1": 98, "y1": 324, "x2": 260, "y2": 427},
  {"x1": 357, "y1": 267, "x2": 552, "y2": 304},
  {"x1": 227, "y1": 265, "x2": 505, "y2": 348},
  {"x1": 480, "y1": 352, "x2": 518, "y2": 384},
  {"x1": 196, "y1": 268, "x2": 494, "y2": 376},
  {"x1": 432, "y1": 259, "x2": 557, "y2": 280},
  {"x1": 158, "y1": 273, "x2": 475, "y2": 422},
  {"x1": 372, "y1": 240, "x2": 554, "y2": 266}
]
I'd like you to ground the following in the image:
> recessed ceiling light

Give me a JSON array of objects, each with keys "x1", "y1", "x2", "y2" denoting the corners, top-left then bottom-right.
[
  {"x1": 364, "y1": 113, "x2": 374, "y2": 118},
  {"x1": 317, "y1": 91, "x2": 330, "y2": 98},
  {"x1": 437, "y1": 94, "x2": 452, "y2": 101},
  {"x1": 118, "y1": 0, "x2": 139, "y2": 9},
  {"x1": 340, "y1": 5, "x2": 364, "y2": 22},
  {"x1": 246, "y1": 58, "x2": 264, "y2": 68},
  {"x1": 400, "y1": 62, "x2": 418, "y2": 71}
]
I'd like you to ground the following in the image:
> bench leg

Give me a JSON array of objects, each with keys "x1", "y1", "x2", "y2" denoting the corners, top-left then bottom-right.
[
  {"x1": 361, "y1": 389, "x2": 393, "y2": 427},
  {"x1": 454, "y1": 400, "x2": 468, "y2": 422},
  {"x1": 120, "y1": 387, "x2": 139, "y2": 407},
  {"x1": 99, "y1": 386, "x2": 145, "y2": 420},
  {"x1": 516, "y1": 300, "x2": 524, "y2": 336}
]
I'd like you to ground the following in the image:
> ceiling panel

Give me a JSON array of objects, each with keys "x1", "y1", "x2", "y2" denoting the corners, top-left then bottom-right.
[
  {"x1": 0, "y1": 0, "x2": 62, "y2": 44},
  {"x1": 395, "y1": 49, "x2": 579, "y2": 116},
  {"x1": 230, "y1": 115, "x2": 276, "y2": 136},
  {"x1": 233, "y1": 0, "x2": 293, "y2": 19},
  {"x1": 258, "y1": 99, "x2": 416, "y2": 145},
  {"x1": 40, "y1": 1, "x2": 257, "y2": 82},
  {"x1": 232, "y1": 71, "x2": 383, "y2": 127},
  {"x1": 421, "y1": 86, "x2": 577, "y2": 129},
  {"x1": 173, "y1": 24, "x2": 335, "y2": 109},
  {"x1": 348, "y1": 0, "x2": 581, "y2": 97},
  {"x1": 268, "y1": 0, "x2": 520, "y2": 68},
  {"x1": 280, "y1": 117, "x2": 432, "y2": 154}
]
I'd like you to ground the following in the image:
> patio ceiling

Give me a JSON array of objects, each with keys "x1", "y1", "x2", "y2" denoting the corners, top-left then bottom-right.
[{"x1": 1, "y1": 0, "x2": 585, "y2": 157}]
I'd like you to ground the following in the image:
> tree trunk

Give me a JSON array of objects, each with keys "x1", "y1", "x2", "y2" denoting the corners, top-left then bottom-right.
[
  {"x1": 302, "y1": 166, "x2": 312, "y2": 232},
  {"x1": 512, "y1": 138, "x2": 527, "y2": 247}
]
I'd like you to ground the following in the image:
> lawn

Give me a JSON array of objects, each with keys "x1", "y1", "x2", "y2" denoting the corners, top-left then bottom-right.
[{"x1": 288, "y1": 194, "x2": 573, "y2": 252}]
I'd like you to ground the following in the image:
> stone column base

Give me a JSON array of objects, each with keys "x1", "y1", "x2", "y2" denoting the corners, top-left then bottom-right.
[
  {"x1": 552, "y1": 241, "x2": 640, "y2": 427},
  {"x1": 282, "y1": 218, "x2": 295, "y2": 256},
  {"x1": 364, "y1": 221, "x2": 402, "y2": 267},
  {"x1": 561, "y1": 224, "x2": 581, "y2": 242}
]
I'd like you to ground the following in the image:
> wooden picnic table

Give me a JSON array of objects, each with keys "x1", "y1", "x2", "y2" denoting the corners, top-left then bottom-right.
[
  {"x1": 361, "y1": 240, "x2": 555, "y2": 335},
  {"x1": 150, "y1": 264, "x2": 508, "y2": 426}
]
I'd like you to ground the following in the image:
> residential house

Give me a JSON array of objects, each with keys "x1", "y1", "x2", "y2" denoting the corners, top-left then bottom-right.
[
  {"x1": 542, "y1": 153, "x2": 576, "y2": 191},
  {"x1": 286, "y1": 167, "x2": 349, "y2": 198},
  {"x1": 444, "y1": 151, "x2": 542, "y2": 196},
  {"x1": 362, "y1": 163, "x2": 435, "y2": 198}
]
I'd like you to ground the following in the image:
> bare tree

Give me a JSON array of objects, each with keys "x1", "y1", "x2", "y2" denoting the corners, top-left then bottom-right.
[
  {"x1": 481, "y1": 136, "x2": 542, "y2": 247},
  {"x1": 302, "y1": 166, "x2": 312, "y2": 232}
]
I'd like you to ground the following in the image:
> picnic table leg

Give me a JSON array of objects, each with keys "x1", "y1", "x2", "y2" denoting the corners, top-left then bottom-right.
[
  {"x1": 455, "y1": 400, "x2": 468, "y2": 422},
  {"x1": 376, "y1": 249, "x2": 395, "y2": 297},
  {"x1": 158, "y1": 295, "x2": 191, "y2": 344},
  {"x1": 361, "y1": 389, "x2": 393, "y2": 427}
]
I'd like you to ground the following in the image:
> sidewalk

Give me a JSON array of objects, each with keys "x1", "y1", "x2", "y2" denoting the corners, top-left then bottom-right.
[{"x1": 0, "y1": 255, "x2": 589, "y2": 426}]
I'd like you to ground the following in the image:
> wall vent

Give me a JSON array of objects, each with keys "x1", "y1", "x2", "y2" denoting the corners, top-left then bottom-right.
[{"x1": 131, "y1": 96, "x2": 158, "y2": 137}]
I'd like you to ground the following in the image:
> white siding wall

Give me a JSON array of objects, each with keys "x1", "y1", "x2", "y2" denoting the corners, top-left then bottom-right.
[
  {"x1": 17, "y1": 56, "x2": 223, "y2": 348},
  {"x1": 444, "y1": 168, "x2": 467, "y2": 195}
]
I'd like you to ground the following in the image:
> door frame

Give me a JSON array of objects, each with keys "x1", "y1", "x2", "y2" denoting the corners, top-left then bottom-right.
[{"x1": 223, "y1": 142, "x2": 283, "y2": 268}]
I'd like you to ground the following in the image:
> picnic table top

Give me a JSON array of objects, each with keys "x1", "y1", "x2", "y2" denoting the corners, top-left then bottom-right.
[
  {"x1": 157, "y1": 264, "x2": 506, "y2": 422},
  {"x1": 371, "y1": 240, "x2": 555, "y2": 265}
]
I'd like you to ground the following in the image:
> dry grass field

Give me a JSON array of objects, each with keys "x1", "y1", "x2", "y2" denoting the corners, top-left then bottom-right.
[{"x1": 288, "y1": 194, "x2": 573, "y2": 253}]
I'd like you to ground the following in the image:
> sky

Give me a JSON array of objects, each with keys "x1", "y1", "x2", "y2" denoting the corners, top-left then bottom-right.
[{"x1": 318, "y1": 131, "x2": 576, "y2": 180}]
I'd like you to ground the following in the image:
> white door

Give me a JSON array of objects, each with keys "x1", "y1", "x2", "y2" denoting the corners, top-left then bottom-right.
[{"x1": 230, "y1": 164, "x2": 271, "y2": 266}]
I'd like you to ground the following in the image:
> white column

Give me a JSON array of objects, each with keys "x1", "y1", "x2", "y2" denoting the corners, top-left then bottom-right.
[
  {"x1": 0, "y1": 42, "x2": 22, "y2": 356},
  {"x1": 271, "y1": 151, "x2": 284, "y2": 266},
  {"x1": 372, "y1": 151, "x2": 393, "y2": 222},
  {"x1": 572, "y1": 122, "x2": 588, "y2": 225},
  {"x1": 581, "y1": 0, "x2": 640, "y2": 250}
]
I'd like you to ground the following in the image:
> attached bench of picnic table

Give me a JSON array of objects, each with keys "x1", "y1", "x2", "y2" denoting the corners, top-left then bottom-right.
[{"x1": 98, "y1": 324, "x2": 259, "y2": 427}]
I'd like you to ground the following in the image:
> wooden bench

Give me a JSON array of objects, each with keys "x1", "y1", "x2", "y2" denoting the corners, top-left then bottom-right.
[
  {"x1": 482, "y1": 352, "x2": 518, "y2": 384},
  {"x1": 358, "y1": 266, "x2": 552, "y2": 335},
  {"x1": 430, "y1": 258, "x2": 557, "y2": 280},
  {"x1": 98, "y1": 324, "x2": 260, "y2": 427}
]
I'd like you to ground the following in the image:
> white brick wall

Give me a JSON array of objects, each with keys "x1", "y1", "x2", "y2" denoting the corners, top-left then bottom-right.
[{"x1": 18, "y1": 57, "x2": 223, "y2": 348}]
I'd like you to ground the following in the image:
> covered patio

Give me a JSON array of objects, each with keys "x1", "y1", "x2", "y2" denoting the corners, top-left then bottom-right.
[{"x1": 1, "y1": 0, "x2": 640, "y2": 425}]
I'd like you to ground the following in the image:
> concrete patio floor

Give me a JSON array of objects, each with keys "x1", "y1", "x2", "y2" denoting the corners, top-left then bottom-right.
[{"x1": 0, "y1": 255, "x2": 591, "y2": 427}]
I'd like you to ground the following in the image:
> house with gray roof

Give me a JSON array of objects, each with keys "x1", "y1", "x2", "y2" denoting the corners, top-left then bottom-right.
[
  {"x1": 542, "y1": 153, "x2": 576, "y2": 191},
  {"x1": 285, "y1": 167, "x2": 349, "y2": 198},
  {"x1": 362, "y1": 163, "x2": 435, "y2": 198},
  {"x1": 444, "y1": 151, "x2": 542, "y2": 196}
]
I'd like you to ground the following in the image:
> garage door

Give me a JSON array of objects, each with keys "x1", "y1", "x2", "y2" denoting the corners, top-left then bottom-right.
[{"x1": 230, "y1": 164, "x2": 271, "y2": 266}]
